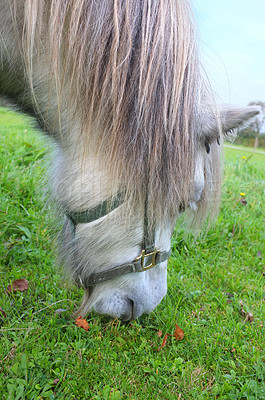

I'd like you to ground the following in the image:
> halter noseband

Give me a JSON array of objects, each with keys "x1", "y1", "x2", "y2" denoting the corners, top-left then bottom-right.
[{"x1": 65, "y1": 193, "x2": 171, "y2": 286}]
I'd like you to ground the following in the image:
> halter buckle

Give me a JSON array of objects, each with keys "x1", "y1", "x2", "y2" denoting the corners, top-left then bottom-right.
[{"x1": 135, "y1": 247, "x2": 159, "y2": 271}]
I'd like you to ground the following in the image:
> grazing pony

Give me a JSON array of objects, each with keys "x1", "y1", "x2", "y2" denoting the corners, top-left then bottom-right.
[{"x1": 0, "y1": 0, "x2": 259, "y2": 320}]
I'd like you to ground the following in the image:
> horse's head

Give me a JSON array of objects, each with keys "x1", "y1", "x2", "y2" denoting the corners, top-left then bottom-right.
[
  {"x1": 55, "y1": 105, "x2": 259, "y2": 321},
  {"x1": 1, "y1": 0, "x2": 259, "y2": 320}
]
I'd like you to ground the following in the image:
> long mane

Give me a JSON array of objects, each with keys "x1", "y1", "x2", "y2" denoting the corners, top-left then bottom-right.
[{"x1": 16, "y1": 0, "x2": 221, "y2": 225}]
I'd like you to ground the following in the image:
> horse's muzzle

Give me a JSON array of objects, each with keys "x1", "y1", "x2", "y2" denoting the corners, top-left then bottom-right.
[{"x1": 92, "y1": 291, "x2": 144, "y2": 321}]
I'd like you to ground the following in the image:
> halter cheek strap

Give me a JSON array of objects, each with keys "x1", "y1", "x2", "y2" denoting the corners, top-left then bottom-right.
[
  {"x1": 66, "y1": 193, "x2": 125, "y2": 237},
  {"x1": 65, "y1": 193, "x2": 171, "y2": 286}
]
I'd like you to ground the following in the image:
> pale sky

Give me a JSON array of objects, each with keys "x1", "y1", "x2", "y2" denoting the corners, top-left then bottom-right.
[{"x1": 193, "y1": 0, "x2": 265, "y2": 106}]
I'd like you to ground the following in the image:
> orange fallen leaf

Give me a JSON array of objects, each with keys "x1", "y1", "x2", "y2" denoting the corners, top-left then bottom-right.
[
  {"x1": 157, "y1": 333, "x2": 171, "y2": 351},
  {"x1": 174, "y1": 324, "x2": 184, "y2": 341},
  {"x1": 7, "y1": 279, "x2": 28, "y2": 293},
  {"x1": 75, "y1": 316, "x2": 90, "y2": 331}
]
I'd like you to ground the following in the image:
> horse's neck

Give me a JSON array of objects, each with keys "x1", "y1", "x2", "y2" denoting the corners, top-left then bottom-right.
[
  {"x1": 0, "y1": 2, "x2": 118, "y2": 213},
  {"x1": 0, "y1": 2, "x2": 46, "y2": 115},
  {"x1": 0, "y1": 2, "x2": 25, "y2": 99}
]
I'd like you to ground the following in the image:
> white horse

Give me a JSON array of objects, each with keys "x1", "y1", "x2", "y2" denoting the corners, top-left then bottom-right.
[{"x1": 0, "y1": 0, "x2": 259, "y2": 320}]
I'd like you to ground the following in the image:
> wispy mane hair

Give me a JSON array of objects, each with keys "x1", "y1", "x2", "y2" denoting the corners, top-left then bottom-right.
[{"x1": 17, "y1": 0, "x2": 221, "y2": 225}]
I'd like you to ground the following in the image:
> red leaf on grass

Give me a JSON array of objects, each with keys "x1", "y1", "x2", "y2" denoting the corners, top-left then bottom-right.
[
  {"x1": 174, "y1": 324, "x2": 184, "y2": 341},
  {"x1": 0, "y1": 307, "x2": 6, "y2": 318},
  {"x1": 7, "y1": 279, "x2": 28, "y2": 293},
  {"x1": 75, "y1": 316, "x2": 90, "y2": 331},
  {"x1": 157, "y1": 323, "x2": 185, "y2": 350},
  {"x1": 157, "y1": 333, "x2": 171, "y2": 351}
]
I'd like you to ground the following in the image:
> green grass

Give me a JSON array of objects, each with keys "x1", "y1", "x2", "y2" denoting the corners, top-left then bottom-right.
[
  {"x1": 224, "y1": 143, "x2": 265, "y2": 167},
  {"x1": 0, "y1": 107, "x2": 264, "y2": 399}
]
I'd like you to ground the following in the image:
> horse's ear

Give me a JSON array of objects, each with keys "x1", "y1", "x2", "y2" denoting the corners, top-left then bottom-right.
[
  {"x1": 202, "y1": 105, "x2": 260, "y2": 150},
  {"x1": 219, "y1": 105, "x2": 260, "y2": 135}
]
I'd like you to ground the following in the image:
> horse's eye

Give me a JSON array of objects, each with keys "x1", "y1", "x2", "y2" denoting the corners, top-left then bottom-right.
[{"x1": 205, "y1": 141, "x2": 210, "y2": 154}]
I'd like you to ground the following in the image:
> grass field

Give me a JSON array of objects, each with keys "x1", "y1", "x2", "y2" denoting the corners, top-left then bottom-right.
[
  {"x1": 0, "y1": 107, "x2": 265, "y2": 399},
  {"x1": 224, "y1": 144, "x2": 265, "y2": 167}
]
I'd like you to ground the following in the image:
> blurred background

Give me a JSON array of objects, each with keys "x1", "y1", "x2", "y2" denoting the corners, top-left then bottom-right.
[{"x1": 193, "y1": 0, "x2": 265, "y2": 147}]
